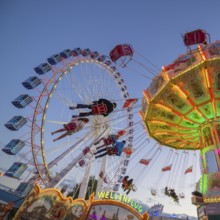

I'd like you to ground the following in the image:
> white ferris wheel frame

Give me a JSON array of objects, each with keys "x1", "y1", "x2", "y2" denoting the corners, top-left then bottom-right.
[{"x1": 29, "y1": 49, "x2": 134, "y2": 189}]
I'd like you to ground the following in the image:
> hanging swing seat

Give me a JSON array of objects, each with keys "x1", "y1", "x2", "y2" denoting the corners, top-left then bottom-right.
[
  {"x1": 117, "y1": 175, "x2": 124, "y2": 183},
  {"x1": 99, "y1": 171, "x2": 109, "y2": 183},
  {"x1": 123, "y1": 147, "x2": 134, "y2": 155},
  {"x1": 92, "y1": 103, "x2": 108, "y2": 115},
  {"x1": 104, "y1": 136, "x2": 115, "y2": 145},
  {"x1": 82, "y1": 147, "x2": 93, "y2": 158},
  {"x1": 183, "y1": 29, "x2": 208, "y2": 46},
  {"x1": 78, "y1": 159, "x2": 86, "y2": 167},
  {"x1": 113, "y1": 184, "x2": 120, "y2": 191},
  {"x1": 83, "y1": 147, "x2": 90, "y2": 155},
  {"x1": 99, "y1": 171, "x2": 105, "y2": 178},
  {"x1": 109, "y1": 44, "x2": 134, "y2": 68},
  {"x1": 131, "y1": 184, "x2": 137, "y2": 192},
  {"x1": 165, "y1": 188, "x2": 170, "y2": 196},
  {"x1": 139, "y1": 159, "x2": 151, "y2": 166},
  {"x1": 103, "y1": 177, "x2": 109, "y2": 183},
  {"x1": 179, "y1": 193, "x2": 185, "y2": 199},
  {"x1": 151, "y1": 189, "x2": 157, "y2": 196},
  {"x1": 106, "y1": 147, "x2": 118, "y2": 155}
]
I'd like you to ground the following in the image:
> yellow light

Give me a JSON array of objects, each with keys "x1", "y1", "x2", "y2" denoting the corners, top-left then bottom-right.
[
  {"x1": 212, "y1": 101, "x2": 216, "y2": 116},
  {"x1": 154, "y1": 132, "x2": 168, "y2": 135},
  {"x1": 198, "y1": 45, "x2": 207, "y2": 61},
  {"x1": 204, "y1": 68, "x2": 210, "y2": 88},
  {"x1": 162, "y1": 71, "x2": 169, "y2": 81},
  {"x1": 179, "y1": 143, "x2": 186, "y2": 148},
  {"x1": 164, "y1": 139, "x2": 176, "y2": 143},
  {"x1": 150, "y1": 121, "x2": 167, "y2": 125},
  {"x1": 174, "y1": 85, "x2": 188, "y2": 99},
  {"x1": 150, "y1": 120, "x2": 160, "y2": 124},
  {"x1": 155, "y1": 103, "x2": 172, "y2": 112},
  {"x1": 149, "y1": 120, "x2": 175, "y2": 126}
]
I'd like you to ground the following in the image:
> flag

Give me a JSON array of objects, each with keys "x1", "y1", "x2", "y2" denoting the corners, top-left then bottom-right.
[
  {"x1": 184, "y1": 165, "x2": 193, "y2": 174},
  {"x1": 117, "y1": 130, "x2": 126, "y2": 137},
  {"x1": 123, "y1": 147, "x2": 134, "y2": 155},
  {"x1": 162, "y1": 164, "x2": 172, "y2": 172},
  {"x1": 139, "y1": 159, "x2": 151, "y2": 166},
  {"x1": 122, "y1": 98, "x2": 138, "y2": 108}
]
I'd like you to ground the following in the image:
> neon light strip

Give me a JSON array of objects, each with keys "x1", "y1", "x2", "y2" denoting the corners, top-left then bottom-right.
[
  {"x1": 174, "y1": 85, "x2": 188, "y2": 99},
  {"x1": 154, "y1": 103, "x2": 172, "y2": 112},
  {"x1": 149, "y1": 120, "x2": 198, "y2": 130},
  {"x1": 204, "y1": 68, "x2": 217, "y2": 117},
  {"x1": 204, "y1": 68, "x2": 211, "y2": 88},
  {"x1": 143, "y1": 90, "x2": 149, "y2": 104},
  {"x1": 198, "y1": 44, "x2": 207, "y2": 61}
]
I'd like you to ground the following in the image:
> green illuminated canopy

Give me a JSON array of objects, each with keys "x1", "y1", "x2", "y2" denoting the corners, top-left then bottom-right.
[{"x1": 142, "y1": 42, "x2": 220, "y2": 150}]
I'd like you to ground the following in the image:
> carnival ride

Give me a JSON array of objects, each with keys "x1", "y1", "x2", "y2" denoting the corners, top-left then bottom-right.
[
  {"x1": 3, "y1": 29, "x2": 218, "y2": 218},
  {"x1": 3, "y1": 47, "x2": 137, "y2": 198},
  {"x1": 139, "y1": 29, "x2": 220, "y2": 204}
]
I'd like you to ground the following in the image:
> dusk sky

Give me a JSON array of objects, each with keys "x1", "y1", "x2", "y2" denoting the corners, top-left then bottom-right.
[{"x1": 1, "y1": 0, "x2": 220, "y2": 217}]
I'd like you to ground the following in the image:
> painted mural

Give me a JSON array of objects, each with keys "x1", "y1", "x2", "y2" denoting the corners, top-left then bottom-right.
[
  {"x1": 14, "y1": 185, "x2": 149, "y2": 220},
  {"x1": 14, "y1": 185, "x2": 87, "y2": 220}
]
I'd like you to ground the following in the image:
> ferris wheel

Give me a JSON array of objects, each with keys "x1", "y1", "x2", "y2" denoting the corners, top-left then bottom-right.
[{"x1": 3, "y1": 48, "x2": 134, "y2": 196}]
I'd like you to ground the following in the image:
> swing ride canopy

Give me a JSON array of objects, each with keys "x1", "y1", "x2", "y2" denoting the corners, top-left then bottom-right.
[{"x1": 140, "y1": 37, "x2": 220, "y2": 150}]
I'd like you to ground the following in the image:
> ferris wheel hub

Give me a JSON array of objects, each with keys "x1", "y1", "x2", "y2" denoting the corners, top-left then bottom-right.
[{"x1": 90, "y1": 115, "x2": 110, "y2": 138}]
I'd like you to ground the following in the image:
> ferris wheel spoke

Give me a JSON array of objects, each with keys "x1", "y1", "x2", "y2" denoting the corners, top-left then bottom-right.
[
  {"x1": 83, "y1": 65, "x2": 101, "y2": 101},
  {"x1": 65, "y1": 72, "x2": 86, "y2": 103},
  {"x1": 46, "y1": 120, "x2": 67, "y2": 125},
  {"x1": 48, "y1": 127, "x2": 110, "y2": 188},
  {"x1": 47, "y1": 131, "x2": 92, "y2": 169},
  {"x1": 46, "y1": 141, "x2": 70, "y2": 156},
  {"x1": 53, "y1": 89, "x2": 74, "y2": 107}
]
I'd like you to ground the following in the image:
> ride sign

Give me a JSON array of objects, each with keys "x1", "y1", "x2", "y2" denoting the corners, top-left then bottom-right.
[{"x1": 97, "y1": 191, "x2": 143, "y2": 213}]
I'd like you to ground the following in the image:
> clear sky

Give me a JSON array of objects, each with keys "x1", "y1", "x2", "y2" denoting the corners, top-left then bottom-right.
[{"x1": 1, "y1": 0, "x2": 220, "y2": 217}]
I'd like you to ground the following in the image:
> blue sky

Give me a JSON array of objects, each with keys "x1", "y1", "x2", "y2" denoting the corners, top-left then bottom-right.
[{"x1": 1, "y1": 0, "x2": 220, "y2": 217}]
